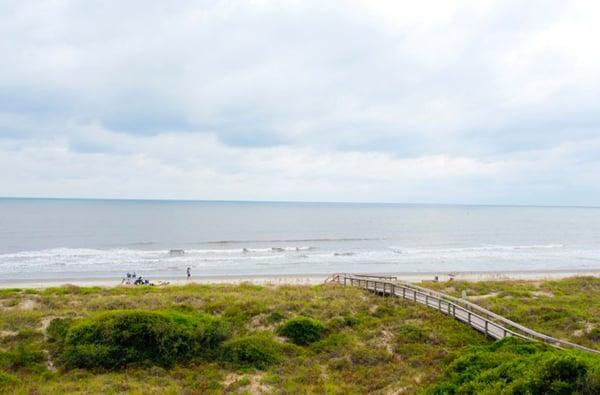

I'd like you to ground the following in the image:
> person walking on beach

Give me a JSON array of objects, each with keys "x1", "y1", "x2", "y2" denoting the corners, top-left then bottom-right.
[{"x1": 186, "y1": 267, "x2": 191, "y2": 280}]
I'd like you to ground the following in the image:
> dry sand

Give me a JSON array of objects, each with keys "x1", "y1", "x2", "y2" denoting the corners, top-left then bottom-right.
[{"x1": 1, "y1": 269, "x2": 600, "y2": 289}]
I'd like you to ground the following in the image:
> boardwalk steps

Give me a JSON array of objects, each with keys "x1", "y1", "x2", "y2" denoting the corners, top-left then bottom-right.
[{"x1": 326, "y1": 273, "x2": 600, "y2": 355}]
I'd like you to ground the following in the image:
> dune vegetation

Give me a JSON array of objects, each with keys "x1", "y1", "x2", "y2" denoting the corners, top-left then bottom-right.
[{"x1": 0, "y1": 277, "x2": 599, "y2": 394}]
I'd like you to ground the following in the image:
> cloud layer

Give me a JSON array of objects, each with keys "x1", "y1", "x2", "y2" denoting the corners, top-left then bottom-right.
[{"x1": 1, "y1": 0, "x2": 600, "y2": 205}]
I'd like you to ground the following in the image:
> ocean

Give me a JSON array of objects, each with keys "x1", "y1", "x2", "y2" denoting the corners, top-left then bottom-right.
[{"x1": 1, "y1": 198, "x2": 599, "y2": 283}]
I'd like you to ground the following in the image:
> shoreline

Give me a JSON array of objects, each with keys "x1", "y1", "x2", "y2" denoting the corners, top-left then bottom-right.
[{"x1": 1, "y1": 268, "x2": 600, "y2": 289}]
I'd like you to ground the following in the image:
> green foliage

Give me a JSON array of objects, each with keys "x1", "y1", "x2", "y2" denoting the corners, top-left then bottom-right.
[
  {"x1": 397, "y1": 324, "x2": 428, "y2": 343},
  {"x1": 277, "y1": 316, "x2": 324, "y2": 345},
  {"x1": 326, "y1": 315, "x2": 359, "y2": 332},
  {"x1": 428, "y1": 338, "x2": 600, "y2": 395},
  {"x1": 47, "y1": 318, "x2": 73, "y2": 349},
  {"x1": 350, "y1": 347, "x2": 392, "y2": 366},
  {"x1": 0, "y1": 310, "x2": 43, "y2": 331},
  {"x1": 220, "y1": 334, "x2": 282, "y2": 369},
  {"x1": 0, "y1": 370, "x2": 18, "y2": 389},
  {"x1": 0, "y1": 344, "x2": 45, "y2": 371},
  {"x1": 59, "y1": 310, "x2": 229, "y2": 369},
  {"x1": 530, "y1": 354, "x2": 589, "y2": 394},
  {"x1": 311, "y1": 332, "x2": 355, "y2": 354},
  {"x1": 0, "y1": 278, "x2": 598, "y2": 393},
  {"x1": 268, "y1": 310, "x2": 285, "y2": 323}
]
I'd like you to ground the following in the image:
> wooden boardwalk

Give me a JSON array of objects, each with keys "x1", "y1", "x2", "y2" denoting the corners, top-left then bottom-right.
[{"x1": 326, "y1": 273, "x2": 600, "y2": 355}]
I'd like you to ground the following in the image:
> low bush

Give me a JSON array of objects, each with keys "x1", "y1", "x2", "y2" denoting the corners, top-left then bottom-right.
[
  {"x1": 529, "y1": 354, "x2": 588, "y2": 394},
  {"x1": 277, "y1": 316, "x2": 324, "y2": 345},
  {"x1": 220, "y1": 334, "x2": 282, "y2": 369},
  {"x1": 58, "y1": 310, "x2": 229, "y2": 369},
  {"x1": 0, "y1": 344, "x2": 46, "y2": 371},
  {"x1": 427, "y1": 337, "x2": 600, "y2": 394},
  {"x1": 311, "y1": 332, "x2": 355, "y2": 354},
  {"x1": 397, "y1": 324, "x2": 428, "y2": 343},
  {"x1": 47, "y1": 318, "x2": 73, "y2": 349},
  {"x1": 0, "y1": 370, "x2": 17, "y2": 389}
]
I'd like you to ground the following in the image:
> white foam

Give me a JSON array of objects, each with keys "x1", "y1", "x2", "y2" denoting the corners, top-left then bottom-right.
[
  {"x1": 389, "y1": 244, "x2": 565, "y2": 255},
  {"x1": 0, "y1": 243, "x2": 598, "y2": 278}
]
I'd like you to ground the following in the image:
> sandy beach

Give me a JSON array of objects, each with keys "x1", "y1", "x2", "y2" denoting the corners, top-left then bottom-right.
[{"x1": 2, "y1": 268, "x2": 600, "y2": 289}]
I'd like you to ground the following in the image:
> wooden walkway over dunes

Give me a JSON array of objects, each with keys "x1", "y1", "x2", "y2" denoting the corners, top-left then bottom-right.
[{"x1": 326, "y1": 273, "x2": 600, "y2": 355}]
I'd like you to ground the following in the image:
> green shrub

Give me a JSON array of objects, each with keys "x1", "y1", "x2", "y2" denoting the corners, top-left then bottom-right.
[
  {"x1": 47, "y1": 318, "x2": 73, "y2": 347},
  {"x1": 529, "y1": 355, "x2": 588, "y2": 394},
  {"x1": 220, "y1": 334, "x2": 282, "y2": 369},
  {"x1": 59, "y1": 310, "x2": 229, "y2": 369},
  {"x1": 311, "y1": 332, "x2": 355, "y2": 354},
  {"x1": 0, "y1": 344, "x2": 45, "y2": 371},
  {"x1": 427, "y1": 338, "x2": 600, "y2": 395},
  {"x1": 397, "y1": 324, "x2": 428, "y2": 343},
  {"x1": 0, "y1": 370, "x2": 17, "y2": 389},
  {"x1": 277, "y1": 316, "x2": 324, "y2": 345},
  {"x1": 342, "y1": 314, "x2": 359, "y2": 328}
]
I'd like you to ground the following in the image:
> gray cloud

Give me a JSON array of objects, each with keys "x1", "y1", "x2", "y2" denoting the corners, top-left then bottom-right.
[{"x1": 0, "y1": 0, "x2": 599, "y2": 204}]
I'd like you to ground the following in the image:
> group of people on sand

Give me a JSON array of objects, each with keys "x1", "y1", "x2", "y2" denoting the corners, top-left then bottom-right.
[
  {"x1": 121, "y1": 272, "x2": 154, "y2": 286},
  {"x1": 121, "y1": 267, "x2": 191, "y2": 286}
]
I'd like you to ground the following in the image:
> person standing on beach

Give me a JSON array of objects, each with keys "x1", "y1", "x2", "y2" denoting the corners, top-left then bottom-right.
[{"x1": 186, "y1": 267, "x2": 191, "y2": 280}]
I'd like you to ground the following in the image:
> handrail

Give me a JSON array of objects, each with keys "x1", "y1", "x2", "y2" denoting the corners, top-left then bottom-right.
[
  {"x1": 329, "y1": 273, "x2": 600, "y2": 355},
  {"x1": 350, "y1": 273, "x2": 398, "y2": 281}
]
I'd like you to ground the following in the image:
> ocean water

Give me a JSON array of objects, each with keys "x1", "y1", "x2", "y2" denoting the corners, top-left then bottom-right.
[{"x1": 1, "y1": 198, "x2": 600, "y2": 282}]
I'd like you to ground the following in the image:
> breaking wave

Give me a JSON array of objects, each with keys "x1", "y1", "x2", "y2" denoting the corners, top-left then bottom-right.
[
  {"x1": 389, "y1": 244, "x2": 565, "y2": 254},
  {"x1": 0, "y1": 242, "x2": 597, "y2": 278}
]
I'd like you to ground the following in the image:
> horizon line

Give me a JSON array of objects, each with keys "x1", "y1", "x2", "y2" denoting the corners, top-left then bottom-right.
[{"x1": 1, "y1": 196, "x2": 599, "y2": 210}]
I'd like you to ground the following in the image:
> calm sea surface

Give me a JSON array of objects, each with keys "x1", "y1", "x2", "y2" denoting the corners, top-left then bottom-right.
[{"x1": 1, "y1": 198, "x2": 600, "y2": 281}]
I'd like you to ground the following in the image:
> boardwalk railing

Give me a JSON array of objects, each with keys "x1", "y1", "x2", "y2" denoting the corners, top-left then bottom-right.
[{"x1": 326, "y1": 273, "x2": 600, "y2": 355}]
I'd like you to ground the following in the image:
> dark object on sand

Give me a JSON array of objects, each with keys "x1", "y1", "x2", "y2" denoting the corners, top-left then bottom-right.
[
  {"x1": 187, "y1": 267, "x2": 191, "y2": 279},
  {"x1": 133, "y1": 276, "x2": 154, "y2": 286}
]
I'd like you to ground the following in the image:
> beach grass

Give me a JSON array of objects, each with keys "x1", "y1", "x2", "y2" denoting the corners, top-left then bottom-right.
[{"x1": 0, "y1": 278, "x2": 599, "y2": 393}]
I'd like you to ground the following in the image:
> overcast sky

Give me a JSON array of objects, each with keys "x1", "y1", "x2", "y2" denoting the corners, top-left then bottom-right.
[{"x1": 1, "y1": 0, "x2": 599, "y2": 205}]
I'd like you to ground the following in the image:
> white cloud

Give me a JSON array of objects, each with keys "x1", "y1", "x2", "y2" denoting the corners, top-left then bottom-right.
[{"x1": 0, "y1": 0, "x2": 599, "y2": 204}]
